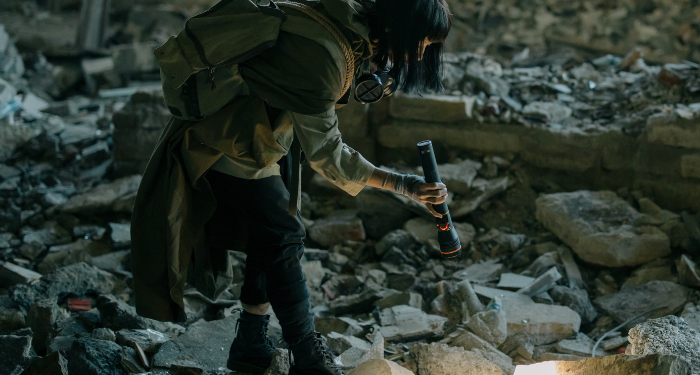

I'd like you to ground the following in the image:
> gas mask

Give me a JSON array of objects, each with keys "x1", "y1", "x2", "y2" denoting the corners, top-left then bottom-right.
[{"x1": 354, "y1": 60, "x2": 397, "y2": 104}]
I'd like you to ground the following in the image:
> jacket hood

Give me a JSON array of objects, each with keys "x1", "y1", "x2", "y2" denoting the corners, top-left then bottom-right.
[{"x1": 320, "y1": 0, "x2": 374, "y2": 45}]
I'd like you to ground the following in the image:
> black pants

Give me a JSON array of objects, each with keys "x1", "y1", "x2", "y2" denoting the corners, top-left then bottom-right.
[{"x1": 205, "y1": 169, "x2": 314, "y2": 345}]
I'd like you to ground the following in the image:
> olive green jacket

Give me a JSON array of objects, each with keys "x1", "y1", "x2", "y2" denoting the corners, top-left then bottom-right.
[{"x1": 131, "y1": 0, "x2": 376, "y2": 322}]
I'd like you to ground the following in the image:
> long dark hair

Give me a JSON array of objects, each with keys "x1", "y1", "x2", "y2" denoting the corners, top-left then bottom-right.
[{"x1": 367, "y1": 0, "x2": 452, "y2": 93}]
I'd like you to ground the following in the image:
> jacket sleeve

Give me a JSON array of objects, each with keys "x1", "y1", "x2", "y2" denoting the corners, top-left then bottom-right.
[{"x1": 289, "y1": 109, "x2": 375, "y2": 196}]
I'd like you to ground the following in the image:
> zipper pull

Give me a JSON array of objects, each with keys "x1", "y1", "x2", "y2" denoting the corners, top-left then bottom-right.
[{"x1": 208, "y1": 67, "x2": 216, "y2": 90}]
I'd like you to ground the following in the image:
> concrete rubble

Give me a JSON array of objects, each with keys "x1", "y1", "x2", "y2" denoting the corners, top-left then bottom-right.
[{"x1": 0, "y1": 0, "x2": 698, "y2": 374}]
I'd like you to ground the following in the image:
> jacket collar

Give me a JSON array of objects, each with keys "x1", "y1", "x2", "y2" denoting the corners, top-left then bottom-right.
[{"x1": 320, "y1": 0, "x2": 374, "y2": 46}]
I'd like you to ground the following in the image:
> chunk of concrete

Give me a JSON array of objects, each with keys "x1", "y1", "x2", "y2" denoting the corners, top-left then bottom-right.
[
  {"x1": 60, "y1": 175, "x2": 141, "y2": 214},
  {"x1": 502, "y1": 298, "x2": 581, "y2": 345},
  {"x1": 108, "y1": 223, "x2": 131, "y2": 249},
  {"x1": 66, "y1": 337, "x2": 123, "y2": 375},
  {"x1": 0, "y1": 296, "x2": 25, "y2": 334},
  {"x1": 437, "y1": 159, "x2": 483, "y2": 195},
  {"x1": 91, "y1": 250, "x2": 131, "y2": 273},
  {"x1": 536, "y1": 191, "x2": 671, "y2": 267},
  {"x1": 38, "y1": 240, "x2": 111, "y2": 275},
  {"x1": 263, "y1": 349, "x2": 291, "y2": 375},
  {"x1": 628, "y1": 316, "x2": 700, "y2": 374},
  {"x1": 19, "y1": 351, "x2": 68, "y2": 375},
  {"x1": 337, "y1": 331, "x2": 384, "y2": 368},
  {"x1": 347, "y1": 359, "x2": 415, "y2": 375},
  {"x1": 0, "y1": 261, "x2": 42, "y2": 288},
  {"x1": 514, "y1": 353, "x2": 692, "y2": 375},
  {"x1": 676, "y1": 255, "x2": 700, "y2": 288},
  {"x1": 449, "y1": 329, "x2": 513, "y2": 371},
  {"x1": 308, "y1": 211, "x2": 366, "y2": 247},
  {"x1": 453, "y1": 261, "x2": 506, "y2": 283},
  {"x1": 594, "y1": 281, "x2": 689, "y2": 329},
  {"x1": 96, "y1": 294, "x2": 184, "y2": 337},
  {"x1": 327, "y1": 331, "x2": 372, "y2": 354},
  {"x1": 601, "y1": 336, "x2": 628, "y2": 351},
  {"x1": 329, "y1": 287, "x2": 394, "y2": 315},
  {"x1": 116, "y1": 329, "x2": 172, "y2": 353},
  {"x1": 550, "y1": 286, "x2": 598, "y2": 325},
  {"x1": 555, "y1": 333, "x2": 608, "y2": 357},
  {"x1": 0, "y1": 334, "x2": 38, "y2": 374},
  {"x1": 497, "y1": 273, "x2": 535, "y2": 290},
  {"x1": 517, "y1": 267, "x2": 562, "y2": 296},
  {"x1": 558, "y1": 246, "x2": 585, "y2": 289},
  {"x1": 405, "y1": 342, "x2": 505, "y2": 375},
  {"x1": 436, "y1": 280, "x2": 485, "y2": 324},
  {"x1": 374, "y1": 291, "x2": 423, "y2": 310},
  {"x1": 315, "y1": 316, "x2": 363, "y2": 337},
  {"x1": 379, "y1": 305, "x2": 448, "y2": 342},
  {"x1": 621, "y1": 260, "x2": 677, "y2": 290},
  {"x1": 26, "y1": 298, "x2": 63, "y2": 354},
  {"x1": 152, "y1": 315, "x2": 237, "y2": 372}
]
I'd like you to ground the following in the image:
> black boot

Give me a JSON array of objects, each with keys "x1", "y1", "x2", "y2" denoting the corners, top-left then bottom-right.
[
  {"x1": 289, "y1": 332, "x2": 344, "y2": 375},
  {"x1": 227, "y1": 311, "x2": 276, "y2": 374}
]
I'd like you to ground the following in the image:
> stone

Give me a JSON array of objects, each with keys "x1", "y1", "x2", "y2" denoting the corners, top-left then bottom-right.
[
  {"x1": 263, "y1": 349, "x2": 291, "y2": 375},
  {"x1": 378, "y1": 305, "x2": 448, "y2": 342},
  {"x1": 337, "y1": 331, "x2": 384, "y2": 368},
  {"x1": 91, "y1": 328, "x2": 116, "y2": 342},
  {"x1": 19, "y1": 351, "x2": 68, "y2": 375},
  {"x1": 54, "y1": 316, "x2": 89, "y2": 337},
  {"x1": 347, "y1": 359, "x2": 415, "y2": 375},
  {"x1": 453, "y1": 261, "x2": 505, "y2": 283},
  {"x1": 437, "y1": 159, "x2": 482, "y2": 195},
  {"x1": 18, "y1": 242, "x2": 46, "y2": 261},
  {"x1": 327, "y1": 332, "x2": 372, "y2": 355},
  {"x1": 449, "y1": 330, "x2": 513, "y2": 369},
  {"x1": 66, "y1": 337, "x2": 123, "y2": 375},
  {"x1": 436, "y1": 280, "x2": 485, "y2": 323},
  {"x1": 11, "y1": 263, "x2": 117, "y2": 312},
  {"x1": 549, "y1": 286, "x2": 598, "y2": 325},
  {"x1": 152, "y1": 315, "x2": 237, "y2": 372},
  {"x1": 516, "y1": 267, "x2": 562, "y2": 297},
  {"x1": 375, "y1": 230, "x2": 418, "y2": 258},
  {"x1": 47, "y1": 336, "x2": 76, "y2": 355},
  {"x1": 314, "y1": 316, "x2": 363, "y2": 337},
  {"x1": 676, "y1": 255, "x2": 700, "y2": 287},
  {"x1": 109, "y1": 223, "x2": 131, "y2": 249},
  {"x1": 536, "y1": 191, "x2": 671, "y2": 267},
  {"x1": 121, "y1": 346, "x2": 147, "y2": 374},
  {"x1": 601, "y1": 336, "x2": 628, "y2": 351},
  {"x1": 374, "y1": 291, "x2": 423, "y2": 310},
  {"x1": 0, "y1": 121, "x2": 35, "y2": 163},
  {"x1": 97, "y1": 295, "x2": 184, "y2": 337},
  {"x1": 502, "y1": 298, "x2": 581, "y2": 345},
  {"x1": 91, "y1": 250, "x2": 131, "y2": 273},
  {"x1": 405, "y1": 342, "x2": 504, "y2": 375},
  {"x1": 329, "y1": 287, "x2": 394, "y2": 315},
  {"x1": 116, "y1": 329, "x2": 172, "y2": 353},
  {"x1": 0, "y1": 261, "x2": 42, "y2": 287},
  {"x1": 387, "y1": 273, "x2": 417, "y2": 292},
  {"x1": 594, "y1": 281, "x2": 689, "y2": 329},
  {"x1": 308, "y1": 211, "x2": 365, "y2": 247},
  {"x1": 683, "y1": 311, "x2": 700, "y2": 333},
  {"x1": 466, "y1": 305, "x2": 508, "y2": 347},
  {"x1": 497, "y1": 273, "x2": 535, "y2": 290},
  {"x1": 473, "y1": 285, "x2": 534, "y2": 305},
  {"x1": 555, "y1": 333, "x2": 608, "y2": 357},
  {"x1": 557, "y1": 246, "x2": 585, "y2": 289},
  {"x1": 512, "y1": 354, "x2": 692, "y2": 375},
  {"x1": 0, "y1": 334, "x2": 38, "y2": 374},
  {"x1": 621, "y1": 260, "x2": 677, "y2": 290},
  {"x1": 60, "y1": 175, "x2": 141, "y2": 214},
  {"x1": 38, "y1": 240, "x2": 111, "y2": 275},
  {"x1": 628, "y1": 316, "x2": 700, "y2": 374},
  {"x1": 22, "y1": 225, "x2": 71, "y2": 248},
  {"x1": 73, "y1": 226, "x2": 107, "y2": 241},
  {"x1": 26, "y1": 298, "x2": 62, "y2": 354},
  {"x1": 449, "y1": 177, "x2": 510, "y2": 218},
  {"x1": 522, "y1": 101, "x2": 572, "y2": 123},
  {"x1": 357, "y1": 190, "x2": 416, "y2": 239},
  {"x1": 0, "y1": 296, "x2": 25, "y2": 334}
]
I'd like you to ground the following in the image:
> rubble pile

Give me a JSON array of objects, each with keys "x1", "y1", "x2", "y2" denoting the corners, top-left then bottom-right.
[
  {"x1": 444, "y1": 0, "x2": 700, "y2": 66},
  {"x1": 0, "y1": 1, "x2": 699, "y2": 374},
  {"x1": 439, "y1": 51, "x2": 700, "y2": 134}
]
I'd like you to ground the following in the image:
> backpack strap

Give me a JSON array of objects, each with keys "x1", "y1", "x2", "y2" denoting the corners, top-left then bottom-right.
[{"x1": 277, "y1": 1, "x2": 355, "y2": 98}]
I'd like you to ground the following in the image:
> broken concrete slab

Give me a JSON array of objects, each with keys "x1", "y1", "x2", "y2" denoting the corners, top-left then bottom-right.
[
  {"x1": 502, "y1": 298, "x2": 581, "y2": 345},
  {"x1": 628, "y1": 316, "x2": 700, "y2": 374},
  {"x1": 0, "y1": 261, "x2": 42, "y2": 287},
  {"x1": 347, "y1": 359, "x2": 415, "y2": 375},
  {"x1": 405, "y1": 342, "x2": 505, "y2": 375},
  {"x1": 374, "y1": 291, "x2": 423, "y2": 310},
  {"x1": 621, "y1": 260, "x2": 677, "y2": 290},
  {"x1": 473, "y1": 285, "x2": 534, "y2": 305},
  {"x1": 449, "y1": 329, "x2": 513, "y2": 368},
  {"x1": 116, "y1": 329, "x2": 171, "y2": 353},
  {"x1": 60, "y1": 175, "x2": 141, "y2": 214},
  {"x1": 263, "y1": 348, "x2": 291, "y2": 375},
  {"x1": 96, "y1": 294, "x2": 184, "y2": 337},
  {"x1": 27, "y1": 298, "x2": 64, "y2": 354},
  {"x1": 152, "y1": 315, "x2": 237, "y2": 373},
  {"x1": 0, "y1": 333, "x2": 38, "y2": 375},
  {"x1": 308, "y1": 210, "x2": 365, "y2": 247},
  {"x1": 594, "y1": 281, "x2": 689, "y2": 329},
  {"x1": 336, "y1": 331, "x2": 384, "y2": 369},
  {"x1": 555, "y1": 333, "x2": 609, "y2": 357},
  {"x1": 557, "y1": 246, "x2": 585, "y2": 289},
  {"x1": 601, "y1": 336, "x2": 628, "y2": 351},
  {"x1": 314, "y1": 316, "x2": 363, "y2": 337},
  {"x1": 38, "y1": 240, "x2": 111, "y2": 275},
  {"x1": 453, "y1": 261, "x2": 506, "y2": 283},
  {"x1": 436, "y1": 159, "x2": 482, "y2": 195},
  {"x1": 91, "y1": 250, "x2": 131, "y2": 273},
  {"x1": 497, "y1": 273, "x2": 535, "y2": 290},
  {"x1": 536, "y1": 191, "x2": 671, "y2": 267},
  {"x1": 327, "y1": 331, "x2": 372, "y2": 354},
  {"x1": 549, "y1": 285, "x2": 598, "y2": 325},
  {"x1": 517, "y1": 267, "x2": 562, "y2": 296},
  {"x1": 436, "y1": 280, "x2": 485, "y2": 323},
  {"x1": 513, "y1": 353, "x2": 692, "y2": 375},
  {"x1": 328, "y1": 287, "x2": 395, "y2": 315},
  {"x1": 66, "y1": 337, "x2": 123, "y2": 375},
  {"x1": 379, "y1": 305, "x2": 448, "y2": 342}
]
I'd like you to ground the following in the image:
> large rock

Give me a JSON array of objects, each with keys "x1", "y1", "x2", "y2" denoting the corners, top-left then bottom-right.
[
  {"x1": 0, "y1": 296, "x2": 25, "y2": 334},
  {"x1": 60, "y1": 175, "x2": 141, "y2": 214},
  {"x1": 594, "y1": 281, "x2": 689, "y2": 329},
  {"x1": 378, "y1": 305, "x2": 448, "y2": 342},
  {"x1": 405, "y1": 342, "x2": 505, "y2": 375},
  {"x1": 535, "y1": 191, "x2": 671, "y2": 267},
  {"x1": 347, "y1": 359, "x2": 415, "y2": 375},
  {"x1": 11, "y1": 263, "x2": 117, "y2": 312},
  {"x1": 550, "y1": 286, "x2": 598, "y2": 324},
  {"x1": 96, "y1": 294, "x2": 184, "y2": 337},
  {"x1": 502, "y1": 298, "x2": 581, "y2": 345},
  {"x1": 308, "y1": 210, "x2": 366, "y2": 247},
  {"x1": 0, "y1": 261, "x2": 42, "y2": 287},
  {"x1": 512, "y1": 353, "x2": 691, "y2": 375},
  {"x1": 66, "y1": 337, "x2": 123, "y2": 375},
  {"x1": 152, "y1": 315, "x2": 237, "y2": 372},
  {"x1": 628, "y1": 316, "x2": 700, "y2": 374},
  {"x1": 0, "y1": 334, "x2": 38, "y2": 374},
  {"x1": 26, "y1": 298, "x2": 63, "y2": 354}
]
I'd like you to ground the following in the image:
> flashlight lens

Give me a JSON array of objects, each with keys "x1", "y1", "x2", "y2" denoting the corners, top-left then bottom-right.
[{"x1": 355, "y1": 80, "x2": 384, "y2": 103}]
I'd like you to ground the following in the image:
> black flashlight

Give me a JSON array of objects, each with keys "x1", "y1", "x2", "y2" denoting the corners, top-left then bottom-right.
[{"x1": 417, "y1": 141, "x2": 462, "y2": 259}]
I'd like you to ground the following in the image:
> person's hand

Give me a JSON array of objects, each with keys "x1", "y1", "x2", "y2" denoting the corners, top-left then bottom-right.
[{"x1": 414, "y1": 182, "x2": 448, "y2": 218}]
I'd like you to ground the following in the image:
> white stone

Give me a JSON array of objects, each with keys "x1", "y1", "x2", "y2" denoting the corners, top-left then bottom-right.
[
  {"x1": 536, "y1": 191, "x2": 671, "y2": 267},
  {"x1": 347, "y1": 359, "x2": 414, "y2": 375},
  {"x1": 405, "y1": 343, "x2": 504, "y2": 375},
  {"x1": 497, "y1": 273, "x2": 535, "y2": 290},
  {"x1": 0, "y1": 261, "x2": 42, "y2": 287},
  {"x1": 502, "y1": 298, "x2": 581, "y2": 345},
  {"x1": 379, "y1": 305, "x2": 448, "y2": 342}
]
